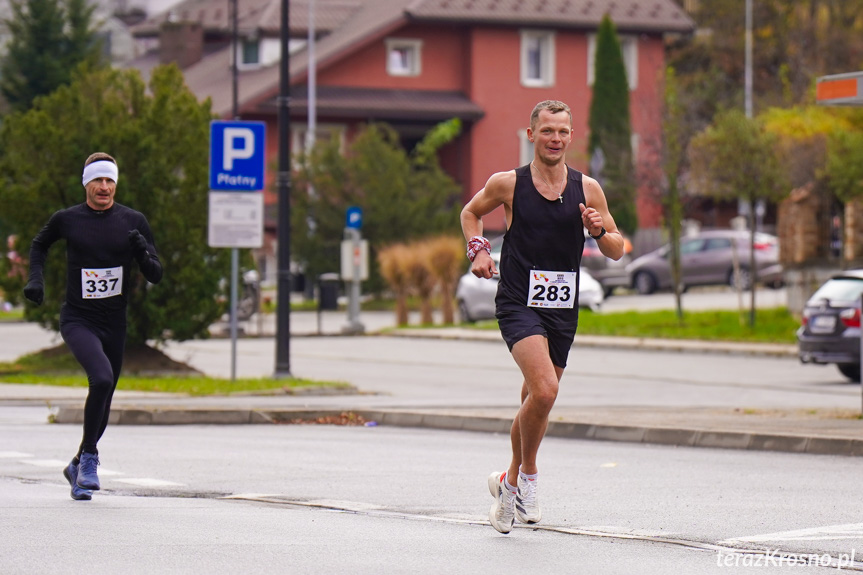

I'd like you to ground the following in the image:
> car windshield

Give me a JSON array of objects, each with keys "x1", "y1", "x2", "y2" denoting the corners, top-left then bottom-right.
[{"x1": 809, "y1": 278, "x2": 863, "y2": 305}]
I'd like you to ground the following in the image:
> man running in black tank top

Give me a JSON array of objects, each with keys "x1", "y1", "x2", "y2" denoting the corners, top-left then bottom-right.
[
  {"x1": 460, "y1": 100, "x2": 624, "y2": 534},
  {"x1": 23, "y1": 152, "x2": 163, "y2": 501}
]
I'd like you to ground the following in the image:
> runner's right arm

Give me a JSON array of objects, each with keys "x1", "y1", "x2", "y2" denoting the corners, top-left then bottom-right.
[
  {"x1": 24, "y1": 211, "x2": 64, "y2": 305},
  {"x1": 460, "y1": 171, "x2": 514, "y2": 279}
]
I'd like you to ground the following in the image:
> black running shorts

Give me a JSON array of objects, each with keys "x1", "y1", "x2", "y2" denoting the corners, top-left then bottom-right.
[{"x1": 495, "y1": 299, "x2": 577, "y2": 369}]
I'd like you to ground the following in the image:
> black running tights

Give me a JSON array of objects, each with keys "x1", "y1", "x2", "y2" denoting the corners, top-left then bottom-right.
[{"x1": 60, "y1": 320, "x2": 125, "y2": 456}]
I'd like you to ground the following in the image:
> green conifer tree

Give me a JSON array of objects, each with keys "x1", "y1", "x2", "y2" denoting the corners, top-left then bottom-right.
[
  {"x1": 0, "y1": 0, "x2": 104, "y2": 113},
  {"x1": 588, "y1": 14, "x2": 637, "y2": 235}
]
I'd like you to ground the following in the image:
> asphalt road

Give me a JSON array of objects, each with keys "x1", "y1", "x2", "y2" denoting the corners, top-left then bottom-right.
[
  {"x1": 4, "y1": 287, "x2": 863, "y2": 573},
  {"x1": 4, "y1": 418, "x2": 863, "y2": 574}
]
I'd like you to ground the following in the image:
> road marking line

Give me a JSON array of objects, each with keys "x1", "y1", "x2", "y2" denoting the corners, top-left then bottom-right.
[
  {"x1": 114, "y1": 478, "x2": 185, "y2": 487},
  {"x1": 722, "y1": 523, "x2": 863, "y2": 543},
  {"x1": 13, "y1": 457, "x2": 124, "y2": 476},
  {"x1": 19, "y1": 459, "x2": 68, "y2": 467},
  {"x1": 0, "y1": 451, "x2": 33, "y2": 458}
]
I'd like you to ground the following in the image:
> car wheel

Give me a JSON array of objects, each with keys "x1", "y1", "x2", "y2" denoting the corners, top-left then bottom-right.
[
  {"x1": 458, "y1": 299, "x2": 475, "y2": 323},
  {"x1": 634, "y1": 272, "x2": 657, "y2": 295},
  {"x1": 837, "y1": 363, "x2": 861, "y2": 383},
  {"x1": 728, "y1": 267, "x2": 752, "y2": 290}
]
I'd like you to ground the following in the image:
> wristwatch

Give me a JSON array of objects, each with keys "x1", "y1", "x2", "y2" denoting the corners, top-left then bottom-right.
[{"x1": 589, "y1": 227, "x2": 607, "y2": 240}]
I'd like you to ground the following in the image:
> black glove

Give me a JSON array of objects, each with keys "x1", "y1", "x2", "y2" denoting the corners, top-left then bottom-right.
[
  {"x1": 128, "y1": 230, "x2": 148, "y2": 261},
  {"x1": 23, "y1": 280, "x2": 44, "y2": 306}
]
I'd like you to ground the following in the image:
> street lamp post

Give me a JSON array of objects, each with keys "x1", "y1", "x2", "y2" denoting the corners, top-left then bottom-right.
[{"x1": 275, "y1": 0, "x2": 292, "y2": 377}]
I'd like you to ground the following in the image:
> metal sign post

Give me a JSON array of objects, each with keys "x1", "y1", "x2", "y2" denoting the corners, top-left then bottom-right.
[
  {"x1": 208, "y1": 120, "x2": 266, "y2": 381},
  {"x1": 341, "y1": 207, "x2": 366, "y2": 334}
]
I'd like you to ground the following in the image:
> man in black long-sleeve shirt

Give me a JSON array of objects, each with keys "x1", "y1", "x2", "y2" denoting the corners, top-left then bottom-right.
[{"x1": 23, "y1": 152, "x2": 162, "y2": 501}]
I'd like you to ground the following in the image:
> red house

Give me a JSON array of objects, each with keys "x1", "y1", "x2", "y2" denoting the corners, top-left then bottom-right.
[{"x1": 130, "y1": 0, "x2": 694, "y2": 269}]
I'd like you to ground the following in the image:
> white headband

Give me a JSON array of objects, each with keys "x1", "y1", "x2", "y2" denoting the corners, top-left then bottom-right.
[{"x1": 82, "y1": 161, "x2": 119, "y2": 187}]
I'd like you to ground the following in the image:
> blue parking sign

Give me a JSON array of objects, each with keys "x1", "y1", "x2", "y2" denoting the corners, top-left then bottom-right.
[
  {"x1": 346, "y1": 206, "x2": 362, "y2": 229},
  {"x1": 210, "y1": 121, "x2": 266, "y2": 191}
]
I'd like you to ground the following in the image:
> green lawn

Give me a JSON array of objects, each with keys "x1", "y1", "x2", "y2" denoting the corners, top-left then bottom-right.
[
  {"x1": 467, "y1": 307, "x2": 800, "y2": 344},
  {"x1": 0, "y1": 308, "x2": 24, "y2": 322},
  {"x1": 0, "y1": 372, "x2": 350, "y2": 396},
  {"x1": 0, "y1": 346, "x2": 350, "y2": 395}
]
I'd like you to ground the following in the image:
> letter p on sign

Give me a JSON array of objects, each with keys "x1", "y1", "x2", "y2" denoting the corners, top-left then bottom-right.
[{"x1": 223, "y1": 128, "x2": 255, "y2": 170}]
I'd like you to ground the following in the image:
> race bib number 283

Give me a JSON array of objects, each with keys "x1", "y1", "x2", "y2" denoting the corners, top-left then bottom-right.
[
  {"x1": 527, "y1": 270, "x2": 576, "y2": 309},
  {"x1": 81, "y1": 266, "x2": 123, "y2": 299}
]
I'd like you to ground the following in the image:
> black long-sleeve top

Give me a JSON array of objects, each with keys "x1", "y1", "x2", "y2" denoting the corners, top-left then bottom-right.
[{"x1": 27, "y1": 202, "x2": 162, "y2": 314}]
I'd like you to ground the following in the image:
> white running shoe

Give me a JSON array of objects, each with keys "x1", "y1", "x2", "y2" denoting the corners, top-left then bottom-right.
[
  {"x1": 487, "y1": 471, "x2": 516, "y2": 534},
  {"x1": 515, "y1": 474, "x2": 541, "y2": 524}
]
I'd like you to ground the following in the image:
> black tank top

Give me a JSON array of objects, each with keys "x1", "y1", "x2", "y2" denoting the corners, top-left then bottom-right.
[{"x1": 496, "y1": 164, "x2": 587, "y2": 319}]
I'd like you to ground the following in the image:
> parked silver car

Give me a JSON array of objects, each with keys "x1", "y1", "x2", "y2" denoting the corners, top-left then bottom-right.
[
  {"x1": 456, "y1": 246, "x2": 604, "y2": 322},
  {"x1": 625, "y1": 230, "x2": 784, "y2": 295},
  {"x1": 581, "y1": 231, "x2": 633, "y2": 296},
  {"x1": 797, "y1": 269, "x2": 863, "y2": 382}
]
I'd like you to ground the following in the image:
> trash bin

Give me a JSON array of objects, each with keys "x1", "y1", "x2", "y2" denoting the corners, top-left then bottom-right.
[{"x1": 318, "y1": 273, "x2": 340, "y2": 310}]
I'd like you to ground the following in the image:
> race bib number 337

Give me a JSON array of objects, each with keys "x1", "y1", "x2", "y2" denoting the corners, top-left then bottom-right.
[
  {"x1": 527, "y1": 270, "x2": 576, "y2": 309},
  {"x1": 81, "y1": 266, "x2": 123, "y2": 299}
]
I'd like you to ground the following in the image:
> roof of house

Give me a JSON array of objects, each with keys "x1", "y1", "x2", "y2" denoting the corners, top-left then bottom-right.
[
  {"x1": 405, "y1": 0, "x2": 695, "y2": 34},
  {"x1": 130, "y1": 0, "x2": 362, "y2": 37},
  {"x1": 260, "y1": 85, "x2": 485, "y2": 122},
  {"x1": 129, "y1": 0, "x2": 695, "y2": 117}
]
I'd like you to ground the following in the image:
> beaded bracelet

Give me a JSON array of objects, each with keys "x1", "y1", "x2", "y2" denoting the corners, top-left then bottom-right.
[{"x1": 466, "y1": 236, "x2": 491, "y2": 262}]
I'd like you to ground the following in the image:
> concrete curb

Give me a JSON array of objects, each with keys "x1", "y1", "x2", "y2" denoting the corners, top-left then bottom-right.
[{"x1": 53, "y1": 406, "x2": 863, "y2": 457}]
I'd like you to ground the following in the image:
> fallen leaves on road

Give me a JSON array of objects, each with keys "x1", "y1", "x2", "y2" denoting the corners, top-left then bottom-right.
[{"x1": 281, "y1": 412, "x2": 371, "y2": 426}]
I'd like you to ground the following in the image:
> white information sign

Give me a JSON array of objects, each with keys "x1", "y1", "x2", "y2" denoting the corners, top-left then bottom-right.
[
  {"x1": 340, "y1": 239, "x2": 369, "y2": 280},
  {"x1": 208, "y1": 191, "x2": 264, "y2": 248}
]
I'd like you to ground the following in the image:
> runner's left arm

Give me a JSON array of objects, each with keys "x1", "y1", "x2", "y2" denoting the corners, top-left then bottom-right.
[
  {"x1": 580, "y1": 176, "x2": 624, "y2": 261},
  {"x1": 133, "y1": 217, "x2": 162, "y2": 285}
]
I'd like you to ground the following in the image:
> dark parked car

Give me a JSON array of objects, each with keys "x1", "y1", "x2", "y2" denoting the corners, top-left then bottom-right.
[
  {"x1": 797, "y1": 270, "x2": 863, "y2": 382},
  {"x1": 581, "y1": 232, "x2": 632, "y2": 296},
  {"x1": 625, "y1": 230, "x2": 784, "y2": 295}
]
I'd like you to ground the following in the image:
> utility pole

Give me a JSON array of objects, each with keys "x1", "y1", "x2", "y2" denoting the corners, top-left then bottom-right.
[
  {"x1": 229, "y1": 0, "x2": 239, "y2": 381},
  {"x1": 306, "y1": 0, "x2": 316, "y2": 153}
]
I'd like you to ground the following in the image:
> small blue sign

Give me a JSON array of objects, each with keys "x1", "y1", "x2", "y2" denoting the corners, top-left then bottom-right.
[
  {"x1": 346, "y1": 206, "x2": 363, "y2": 229},
  {"x1": 210, "y1": 121, "x2": 266, "y2": 191}
]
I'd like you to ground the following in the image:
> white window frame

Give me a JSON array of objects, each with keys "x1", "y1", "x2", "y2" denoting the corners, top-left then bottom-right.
[
  {"x1": 587, "y1": 34, "x2": 638, "y2": 91},
  {"x1": 520, "y1": 30, "x2": 555, "y2": 87},
  {"x1": 239, "y1": 38, "x2": 260, "y2": 68},
  {"x1": 518, "y1": 129, "x2": 535, "y2": 166},
  {"x1": 237, "y1": 38, "x2": 287, "y2": 69},
  {"x1": 385, "y1": 38, "x2": 422, "y2": 77}
]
